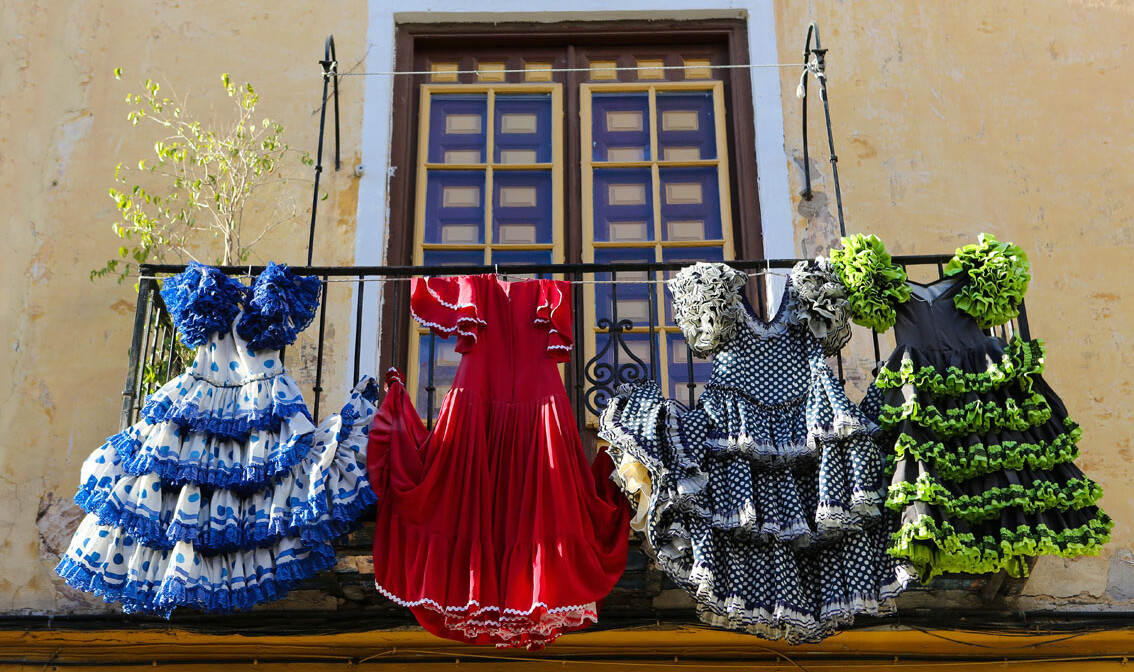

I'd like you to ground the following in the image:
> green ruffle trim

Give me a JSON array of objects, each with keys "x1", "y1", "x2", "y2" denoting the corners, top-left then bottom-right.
[
  {"x1": 879, "y1": 388, "x2": 1052, "y2": 438},
  {"x1": 943, "y1": 233, "x2": 1031, "y2": 329},
  {"x1": 887, "y1": 474, "x2": 1104, "y2": 523},
  {"x1": 875, "y1": 338, "x2": 1045, "y2": 395},
  {"x1": 890, "y1": 512, "x2": 1113, "y2": 580},
  {"x1": 886, "y1": 418, "x2": 1082, "y2": 481},
  {"x1": 829, "y1": 233, "x2": 911, "y2": 332}
]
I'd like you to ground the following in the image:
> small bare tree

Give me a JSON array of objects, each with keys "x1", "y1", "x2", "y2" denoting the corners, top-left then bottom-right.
[{"x1": 93, "y1": 69, "x2": 313, "y2": 283}]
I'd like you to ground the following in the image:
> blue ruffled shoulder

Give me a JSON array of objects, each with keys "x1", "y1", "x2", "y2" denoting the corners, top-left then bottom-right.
[
  {"x1": 235, "y1": 262, "x2": 322, "y2": 352},
  {"x1": 160, "y1": 262, "x2": 248, "y2": 348}
]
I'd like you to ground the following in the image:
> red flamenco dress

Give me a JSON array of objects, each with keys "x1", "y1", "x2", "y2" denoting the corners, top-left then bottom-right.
[{"x1": 367, "y1": 275, "x2": 629, "y2": 649}]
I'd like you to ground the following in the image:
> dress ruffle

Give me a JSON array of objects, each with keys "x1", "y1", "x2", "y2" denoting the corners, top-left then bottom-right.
[
  {"x1": 829, "y1": 233, "x2": 912, "y2": 332},
  {"x1": 888, "y1": 417, "x2": 1082, "y2": 482},
  {"x1": 890, "y1": 504, "x2": 1113, "y2": 579},
  {"x1": 137, "y1": 369, "x2": 313, "y2": 439},
  {"x1": 410, "y1": 276, "x2": 486, "y2": 353},
  {"x1": 887, "y1": 459, "x2": 1104, "y2": 522},
  {"x1": 599, "y1": 264, "x2": 914, "y2": 642},
  {"x1": 788, "y1": 257, "x2": 853, "y2": 356},
  {"x1": 943, "y1": 234, "x2": 1031, "y2": 329},
  {"x1": 667, "y1": 262, "x2": 751, "y2": 357},
  {"x1": 160, "y1": 262, "x2": 248, "y2": 349},
  {"x1": 236, "y1": 262, "x2": 323, "y2": 351},
  {"x1": 74, "y1": 381, "x2": 378, "y2": 551},
  {"x1": 56, "y1": 516, "x2": 337, "y2": 615},
  {"x1": 876, "y1": 337, "x2": 1045, "y2": 396}
]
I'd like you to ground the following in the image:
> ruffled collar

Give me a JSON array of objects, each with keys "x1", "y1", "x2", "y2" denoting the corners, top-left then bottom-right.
[
  {"x1": 160, "y1": 262, "x2": 322, "y2": 352},
  {"x1": 830, "y1": 233, "x2": 1031, "y2": 331}
]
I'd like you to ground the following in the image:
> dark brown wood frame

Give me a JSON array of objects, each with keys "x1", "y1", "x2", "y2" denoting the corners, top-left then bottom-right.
[{"x1": 379, "y1": 18, "x2": 762, "y2": 377}]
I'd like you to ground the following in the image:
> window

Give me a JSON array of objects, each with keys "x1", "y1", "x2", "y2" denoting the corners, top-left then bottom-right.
[
  {"x1": 385, "y1": 21, "x2": 761, "y2": 420},
  {"x1": 582, "y1": 81, "x2": 734, "y2": 401}
]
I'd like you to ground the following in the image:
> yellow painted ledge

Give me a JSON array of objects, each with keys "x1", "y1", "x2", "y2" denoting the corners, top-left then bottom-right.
[{"x1": 2, "y1": 625, "x2": 1134, "y2": 669}]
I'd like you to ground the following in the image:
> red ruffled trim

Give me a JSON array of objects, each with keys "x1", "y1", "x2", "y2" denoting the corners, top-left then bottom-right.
[
  {"x1": 410, "y1": 277, "x2": 486, "y2": 353},
  {"x1": 535, "y1": 280, "x2": 573, "y2": 362}
]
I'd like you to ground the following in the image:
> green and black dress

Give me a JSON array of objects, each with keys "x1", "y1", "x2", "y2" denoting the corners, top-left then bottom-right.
[{"x1": 831, "y1": 233, "x2": 1111, "y2": 580}]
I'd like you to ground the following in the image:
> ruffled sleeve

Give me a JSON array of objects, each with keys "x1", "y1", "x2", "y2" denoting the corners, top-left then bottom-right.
[
  {"x1": 943, "y1": 233, "x2": 1031, "y2": 329},
  {"x1": 667, "y1": 262, "x2": 748, "y2": 357},
  {"x1": 535, "y1": 279, "x2": 573, "y2": 362},
  {"x1": 410, "y1": 276, "x2": 485, "y2": 353},
  {"x1": 160, "y1": 261, "x2": 247, "y2": 348},
  {"x1": 235, "y1": 262, "x2": 323, "y2": 352},
  {"x1": 829, "y1": 233, "x2": 912, "y2": 333},
  {"x1": 789, "y1": 256, "x2": 853, "y2": 355}
]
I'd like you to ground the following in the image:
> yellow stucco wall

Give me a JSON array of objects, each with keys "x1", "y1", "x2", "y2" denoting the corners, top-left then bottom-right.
[
  {"x1": 775, "y1": 1, "x2": 1134, "y2": 607},
  {"x1": 0, "y1": 1, "x2": 367, "y2": 613},
  {"x1": 1, "y1": 0, "x2": 1131, "y2": 619}
]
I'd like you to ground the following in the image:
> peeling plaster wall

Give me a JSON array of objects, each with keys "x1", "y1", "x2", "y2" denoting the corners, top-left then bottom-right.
[
  {"x1": 0, "y1": 1, "x2": 367, "y2": 613},
  {"x1": 773, "y1": 1, "x2": 1134, "y2": 609},
  {"x1": 1, "y1": 0, "x2": 1132, "y2": 617}
]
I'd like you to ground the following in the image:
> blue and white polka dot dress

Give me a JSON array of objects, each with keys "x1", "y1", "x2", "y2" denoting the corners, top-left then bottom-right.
[
  {"x1": 599, "y1": 261, "x2": 916, "y2": 643},
  {"x1": 56, "y1": 262, "x2": 379, "y2": 615}
]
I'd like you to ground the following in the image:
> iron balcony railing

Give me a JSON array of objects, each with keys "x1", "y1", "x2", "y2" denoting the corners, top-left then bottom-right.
[
  {"x1": 123, "y1": 256, "x2": 1031, "y2": 430},
  {"x1": 118, "y1": 256, "x2": 1034, "y2": 610}
]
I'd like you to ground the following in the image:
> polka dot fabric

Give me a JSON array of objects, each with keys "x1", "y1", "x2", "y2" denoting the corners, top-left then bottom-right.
[
  {"x1": 56, "y1": 264, "x2": 380, "y2": 615},
  {"x1": 599, "y1": 262, "x2": 916, "y2": 643}
]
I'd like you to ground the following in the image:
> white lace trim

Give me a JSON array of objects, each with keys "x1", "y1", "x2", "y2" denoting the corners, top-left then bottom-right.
[
  {"x1": 372, "y1": 580, "x2": 594, "y2": 617},
  {"x1": 410, "y1": 308, "x2": 479, "y2": 346},
  {"x1": 421, "y1": 278, "x2": 479, "y2": 316},
  {"x1": 548, "y1": 344, "x2": 572, "y2": 351}
]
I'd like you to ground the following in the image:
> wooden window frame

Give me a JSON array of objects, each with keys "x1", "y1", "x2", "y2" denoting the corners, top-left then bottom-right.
[{"x1": 381, "y1": 19, "x2": 762, "y2": 387}]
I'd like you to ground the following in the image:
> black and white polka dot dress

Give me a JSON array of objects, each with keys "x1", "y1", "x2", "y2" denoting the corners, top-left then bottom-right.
[{"x1": 599, "y1": 261, "x2": 915, "y2": 643}]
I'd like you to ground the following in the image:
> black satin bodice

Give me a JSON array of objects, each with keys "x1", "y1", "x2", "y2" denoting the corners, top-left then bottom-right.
[{"x1": 892, "y1": 277, "x2": 994, "y2": 352}]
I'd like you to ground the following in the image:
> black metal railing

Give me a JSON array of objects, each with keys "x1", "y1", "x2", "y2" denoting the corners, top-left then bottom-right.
[{"x1": 122, "y1": 257, "x2": 1031, "y2": 431}]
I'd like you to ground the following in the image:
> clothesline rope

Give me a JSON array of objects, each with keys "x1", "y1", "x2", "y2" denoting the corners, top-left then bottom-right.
[
  {"x1": 328, "y1": 62, "x2": 809, "y2": 77},
  {"x1": 136, "y1": 269, "x2": 793, "y2": 284}
]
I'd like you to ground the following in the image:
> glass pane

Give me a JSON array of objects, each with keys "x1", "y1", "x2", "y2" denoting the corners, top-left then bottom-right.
[
  {"x1": 422, "y1": 248, "x2": 484, "y2": 267},
  {"x1": 424, "y1": 171, "x2": 485, "y2": 245},
  {"x1": 593, "y1": 247, "x2": 657, "y2": 328},
  {"x1": 660, "y1": 167, "x2": 722, "y2": 241},
  {"x1": 667, "y1": 332, "x2": 712, "y2": 404},
  {"x1": 427, "y1": 95, "x2": 488, "y2": 164},
  {"x1": 491, "y1": 249, "x2": 553, "y2": 278},
  {"x1": 662, "y1": 246, "x2": 726, "y2": 325},
  {"x1": 493, "y1": 171, "x2": 553, "y2": 245},
  {"x1": 656, "y1": 91, "x2": 716, "y2": 161},
  {"x1": 592, "y1": 168, "x2": 653, "y2": 243},
  {"x1": 416, "y1": 333, "x2": 459, "y2": 421},
  {"x1": 591, "y1": 331, "x2": 659, "y2": 394},
  {"x1": 494, "y1": 94, "x2": 553, "y2": 164},
  {"x1": 592, "y1": 93, "x2": 650, "y2": 162}
]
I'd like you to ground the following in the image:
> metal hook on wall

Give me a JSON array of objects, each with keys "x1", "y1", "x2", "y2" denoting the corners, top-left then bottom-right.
[{"x1": 799, "y1": 22, "x2": 847, "y2": 237}]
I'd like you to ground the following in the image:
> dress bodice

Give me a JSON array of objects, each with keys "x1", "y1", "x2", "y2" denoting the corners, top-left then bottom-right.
[
  {"x1": 186, "y1": 325, "x2": 285, "y2": 386},
  {"x1": 893, "y1": 277, "x2": 996, "y2": 353},
  {"x1": 705, "y1": 301, "x2": 813, "y2": 408},
  {"x1": 410, "y1": 274, "x2": 574, "y2": 403}
]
